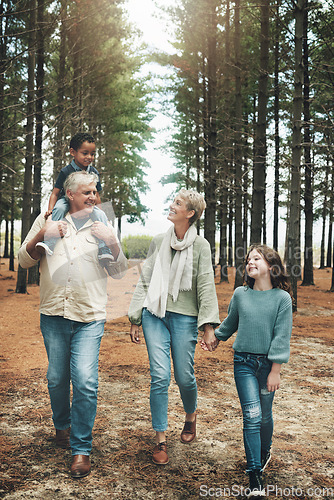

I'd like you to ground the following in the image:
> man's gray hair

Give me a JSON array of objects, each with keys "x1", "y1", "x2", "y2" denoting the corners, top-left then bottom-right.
[{"x1": 64, "y1": 171, "x2": 99, "y2": 199}]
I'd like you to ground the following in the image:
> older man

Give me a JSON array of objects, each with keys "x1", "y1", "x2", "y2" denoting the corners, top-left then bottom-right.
[{"x1": 18, "y1": 171, "x2": 127, "y2": 479}]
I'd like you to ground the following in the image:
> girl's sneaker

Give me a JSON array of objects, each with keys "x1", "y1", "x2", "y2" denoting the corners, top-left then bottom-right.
[{"x1": 247, "y1": 470, "x2": 265, "y2": 497}]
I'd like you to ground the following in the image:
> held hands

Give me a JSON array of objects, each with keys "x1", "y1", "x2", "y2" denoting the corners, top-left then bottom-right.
[
  {"x1": 200, "y1": 325, "x2": 220, "y2": 352},
  {"x1": 129, "y1": 324, "x2": 141, "y2": 344}
]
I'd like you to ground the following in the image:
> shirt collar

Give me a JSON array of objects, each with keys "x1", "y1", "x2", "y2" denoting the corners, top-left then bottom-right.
[{"x1": 70, "y1": 159, "x2": 92, "y2": 173}]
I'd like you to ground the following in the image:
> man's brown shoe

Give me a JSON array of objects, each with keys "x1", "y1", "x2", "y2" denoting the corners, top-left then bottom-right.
[
  {"x1": 55, "y1": 428, "x2": 70, "y2": 449},
  {"x1": 152, "y1": 442, "x2": 169, "y2": 465},
  {"x1": 181, "y1": 415, "x2": 196, "y2": 443},
  {"x1": 70, "y1": 455, "x2": 91, "y2": 479}
]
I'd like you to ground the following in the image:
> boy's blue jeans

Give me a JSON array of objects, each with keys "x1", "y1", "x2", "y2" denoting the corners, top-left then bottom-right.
[
  {"x1": 47, "y1": 197, "x2": 108, "y2": 250},
  {"x1": 142, "y1": 308, "x2": 198, "y2": 432},
  {"x1": 40, "y1": 314, "x2": 104, "y2": 455},
  {"x1": 233, "y1": 351, "x2": 275, "y2": 471}
]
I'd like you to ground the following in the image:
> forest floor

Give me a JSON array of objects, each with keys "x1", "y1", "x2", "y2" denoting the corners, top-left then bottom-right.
[{"x1": 0, "y1": 259, "x2": 333, "y2": 500}]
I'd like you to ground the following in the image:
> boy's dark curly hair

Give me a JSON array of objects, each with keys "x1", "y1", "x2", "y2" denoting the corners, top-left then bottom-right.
[{"x1": 70, "y1": 132, "x2": 95, "y2": 151}]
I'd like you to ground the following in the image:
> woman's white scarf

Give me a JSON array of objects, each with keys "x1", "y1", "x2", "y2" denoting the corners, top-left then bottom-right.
[{"x1": 143, "y1": 225, "x2": 197, "y2": 318}]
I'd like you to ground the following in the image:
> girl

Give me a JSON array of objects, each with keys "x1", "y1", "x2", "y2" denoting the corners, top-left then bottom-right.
[{"x1": 202, "y1": 244, "x2": 293, "y2": 497}]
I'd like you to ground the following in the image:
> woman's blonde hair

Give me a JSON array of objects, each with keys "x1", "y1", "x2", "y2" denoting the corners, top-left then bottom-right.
[{"x1": 178, "y1": 188, "x2": 206, "y2": 225}]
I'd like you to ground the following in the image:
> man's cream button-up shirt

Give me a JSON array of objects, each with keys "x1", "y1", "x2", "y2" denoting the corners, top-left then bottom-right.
[{"x1": 18, "y1": 213, "x2": 127, "y2": 323}]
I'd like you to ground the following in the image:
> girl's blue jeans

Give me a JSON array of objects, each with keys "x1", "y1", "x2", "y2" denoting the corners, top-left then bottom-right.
[
  {"x1": 142, "y1": 308, "x2": 198, "y2": 432},
  {"x1": 233, "y1": 351, "x2": 275, "y2": 471},
  {"x1": 40, "y1": 314, "x2": 104, "y2": 455}
]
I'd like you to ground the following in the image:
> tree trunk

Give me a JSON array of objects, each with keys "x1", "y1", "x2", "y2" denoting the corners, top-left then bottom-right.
[
  {"x1": 0, "y1": 0, "x2": 7, "y2": 229},
  {"x1": 219, "y1": 0, "x2": 231, "y2": 283},
  {"x1": 273, "y1": 0, "x2": 280, "y2": 251},
  {"x1": 287, "y1": 0, "x2": 305, "y2": 311},
  {"x1": 16, "y1": 0, "x2": 36, "y2": 294},
  {"x1": 29, "y1": 0, "x2": 45, "y2": 286},
  {"x1": 3, "y1": 219, "x2": 9, "y2": 258},
  {"x1": 204, "y1": 1, "x2": 218, "y2": 267},
  {"x1": 228, "y1": 195, "x2": 233, "y2": 267},
  {"x1": 234, "y1": 0, "x2": 243, "y2": 288},
  {"x1": 301, "y1": 0, "x2": 314, "y2": 286},
  {"x1": 326, "y1": 168, "x2": 333, "y2": 268},
  {"x1": 9, "y1": 169, "x2": 15, "y2": 272},
  {"x1": 319, "y1": 160, "x2": 329, "y2": 269},
  {"x1": 330, "y1": 239, "x2": 334, "y2": 292},
  {"x1": 251, "y1": 0, "x2": 270, "y2": 244},
  {"x1": 54, "y1": 0, "x2": 67, "y2": 179}
]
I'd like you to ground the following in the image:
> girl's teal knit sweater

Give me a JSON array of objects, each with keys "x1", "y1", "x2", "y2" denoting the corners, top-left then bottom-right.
[{"x1": 215, "y1": 286, "x2": 292, "y2": 364}]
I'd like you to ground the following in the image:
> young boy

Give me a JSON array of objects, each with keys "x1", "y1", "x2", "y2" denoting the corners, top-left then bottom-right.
[{"x1": 36, "y1": 132, "x2": 114, "y2": 268}]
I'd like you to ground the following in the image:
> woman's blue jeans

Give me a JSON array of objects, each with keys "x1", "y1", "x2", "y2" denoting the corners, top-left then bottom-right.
[
  {"x1": 233, "y1": 351, "x2": 275, "y2": 471},
  {"x1": 142, "y1": 308, "x2": 198, "y2": 432},
  {"x1": 40, "y1": 314, "x2": 104, "y2": 455}
]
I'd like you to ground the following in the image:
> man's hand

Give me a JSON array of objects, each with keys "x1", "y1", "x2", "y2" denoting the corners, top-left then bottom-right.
[
  {"x1": 91, "y1": 221, "x2": 118, "y2": 246},
  {"x1": 129, "y1": 324, "x2": 141, "y2": 344},
  {"x1": 26, "y1": 218, "x2": 67, "y2": 260},
  {"x1": 44, "y1": 218, "x2": 67, "y2": 239}
]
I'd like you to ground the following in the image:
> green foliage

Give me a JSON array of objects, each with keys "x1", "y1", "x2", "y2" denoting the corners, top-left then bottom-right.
[
  {"x1": 0, "y1": 0, "x2": 153, "y2": 228},
  {"x1": 122, "y1": 235, "x2": 153, "y2": 260}
]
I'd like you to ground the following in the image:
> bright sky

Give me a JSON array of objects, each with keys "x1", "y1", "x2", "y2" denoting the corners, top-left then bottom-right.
[{"x1": 121, "y1": 0, "x2": 177, "y2": 238}]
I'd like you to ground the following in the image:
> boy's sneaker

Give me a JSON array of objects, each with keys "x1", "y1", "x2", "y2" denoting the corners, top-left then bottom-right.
[
  {"x1": 36, "y1": 241, "x2": 53, "y2": 256},
  {"x1": 98, "y1": 245, "x2": 114, "y2": 262},
  {"x1": 261, "y1": 449, "x2": 271, "y2": 471},
  {"x1": 98, "y1": 246, "x2": 116, "y2": 276},
  {"x1": 247, "y1": 470, "x2": 265, "y2": 497}
]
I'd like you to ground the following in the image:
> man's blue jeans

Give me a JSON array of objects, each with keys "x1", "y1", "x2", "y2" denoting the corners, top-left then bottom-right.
[
  {"x1": 233, "y1": 351, "x2": 275, "y2": 471},
  {"x1": 40, "y1": 314, "x2": 104, "y2": 455},
  {"x1": 142, "y1": 308, "x2": 198, "y2": 432}
]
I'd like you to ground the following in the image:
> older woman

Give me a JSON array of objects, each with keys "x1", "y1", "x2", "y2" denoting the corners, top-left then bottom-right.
[{"x1": 128, "y1": 189, "x2": 220, "y2": 465}]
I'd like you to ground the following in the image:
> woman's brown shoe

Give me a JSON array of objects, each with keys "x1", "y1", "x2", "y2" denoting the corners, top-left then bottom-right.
[
  {"x1": 181, "y1": 415, "x2": 196, "y2": 443},
  {"x1": 152, "y1": 441, "x2": 169, "y2": 465}
]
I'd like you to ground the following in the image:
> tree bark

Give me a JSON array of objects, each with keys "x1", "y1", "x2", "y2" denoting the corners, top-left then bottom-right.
[
  {"x1": 54, "y1": 0, "x2": 67, "y2": 180},
  {"x1": 16, "y1": 0, "x2": 37, "y2": 294},
  {"x1": 219, "y1": 0, "x2": 231, "y2": 283},
  {"x1": 234, "y1": 0, "x2": 244, "y2": 288},
  {"x1": 301, "y1": 0, "x2": 314, "y2": 286},
  {"x1": 273, "y1": 0, "x2": 280, "y2": 251},
  {"x1": 0, "y1": 0, "x2": 7, "y2": 230},
  {"x1": 319, "y1": 159, "x2": 329, "y2": 269},
  {"x1": 251, "y1": 0, "x2": 270, "y2": 244},
  {"x1": 28, "y1": 0, "x2": 45, "y2": 286},
  {"x1": 204, "y1": 1, "x2": 218, "y2": 267},
  {"x1": 326, "y1": 167, "x2": 333, "y2": 268},
  {"x1": 287, "y1": 0, "x2": 305, "y2": 311}
]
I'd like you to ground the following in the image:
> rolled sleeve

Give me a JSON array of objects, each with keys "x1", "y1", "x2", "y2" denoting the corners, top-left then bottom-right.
[
  {"x1": 196, "y1": 239, "x2": 220, "y2": 331},
  {"x1": 197, "y1": 272, "x2": 220, "y2": 330},
  {"x1": 18, "y1": 214, "x2": 45, "y2": 269}
]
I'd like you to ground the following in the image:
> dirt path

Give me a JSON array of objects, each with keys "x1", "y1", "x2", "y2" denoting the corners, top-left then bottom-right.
[{"x1": 0, "y1": 260, "x2": 333, "y2": 499}]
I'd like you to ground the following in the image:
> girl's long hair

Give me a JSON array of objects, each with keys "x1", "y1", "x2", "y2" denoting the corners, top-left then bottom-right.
[{"x1": 243, "y1": 244, "x2": 292, "y2": 297}]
